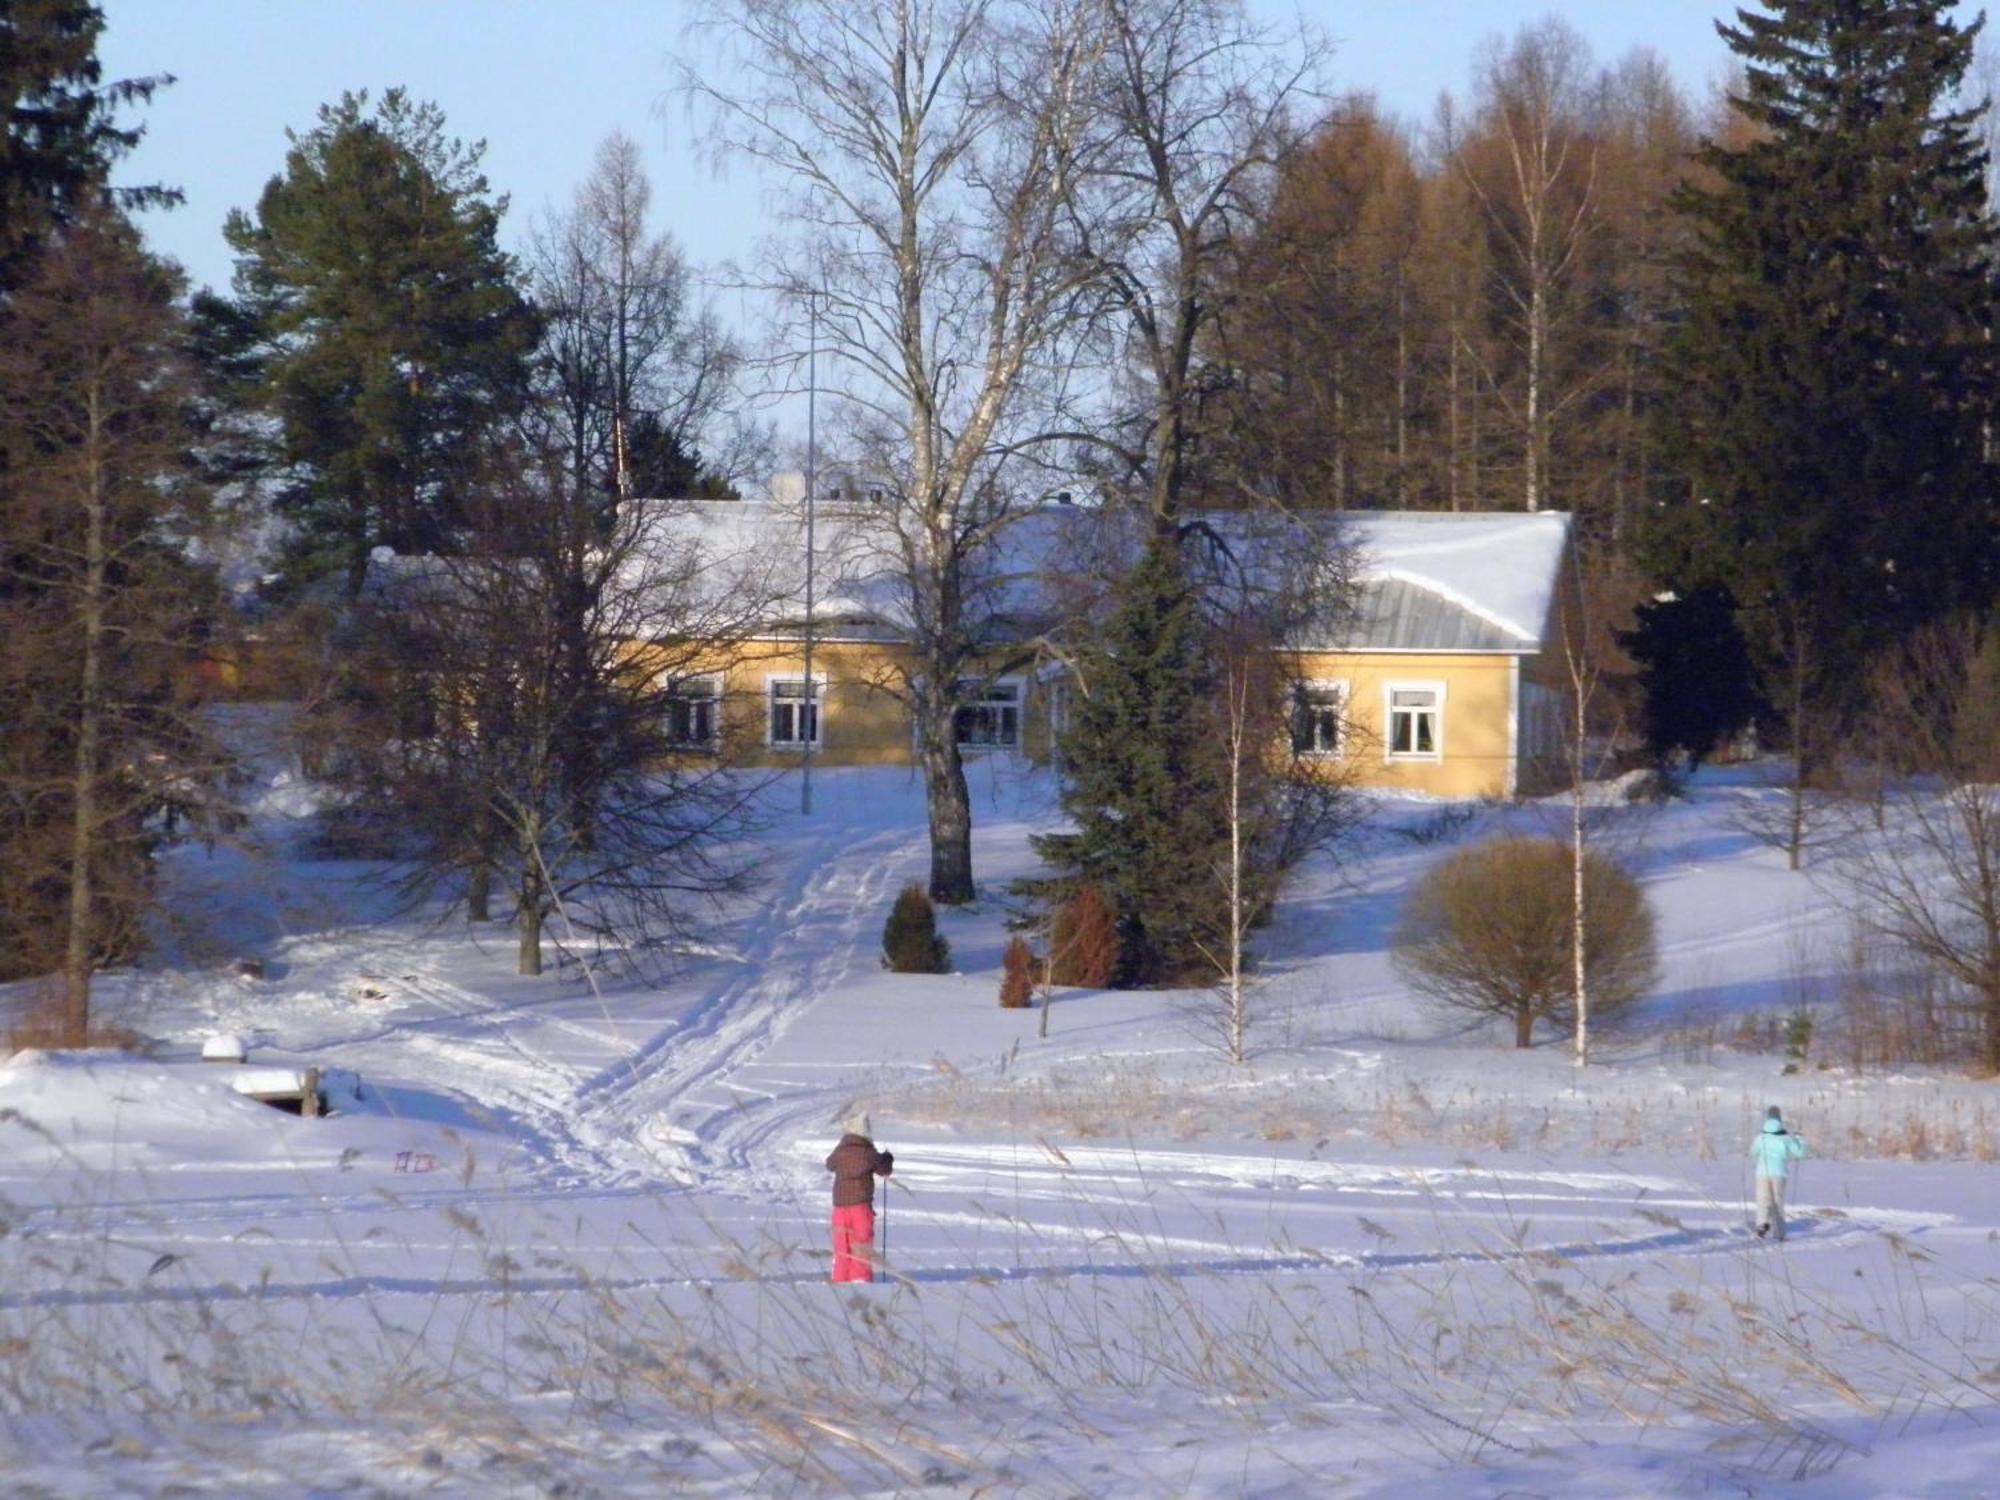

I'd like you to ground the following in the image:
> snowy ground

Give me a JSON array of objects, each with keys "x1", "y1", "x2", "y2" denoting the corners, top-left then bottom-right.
[{"x1": 2, "y1": 716, "x2": 1996, "y2": 1497}]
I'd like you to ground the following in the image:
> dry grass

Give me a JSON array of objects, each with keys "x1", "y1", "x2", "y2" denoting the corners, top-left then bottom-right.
[
  {"x1": 1, "y1": 985, "x2": 154, "y2": 1056},
  {"x1": 893, "y1": 1048, "x2": 2000, "y2": 1164},
  {"x1": 0, "y1": 1150, "x2": 1993, "y2": 1493}
]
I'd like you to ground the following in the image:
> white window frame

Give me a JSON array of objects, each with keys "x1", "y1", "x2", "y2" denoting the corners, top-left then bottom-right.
[
  {"x1": 765, "y1": 672, "x2": 825, "y2": 751},
  {"x1": 1290, "y1": 679, "x2": 1349, "y2": 759},
  {"x1": 1384, "y1": 679, "x2": 1446, "y2": 763},
  {"x1": 662, "y1": 673, "x2": 723, "y2": 751},
  {"x1": 952, "y1": 675, "x2": 1025, "y2": 753}
]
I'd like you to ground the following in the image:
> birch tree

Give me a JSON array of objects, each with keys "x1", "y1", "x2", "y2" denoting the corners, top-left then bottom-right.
[
  {"x1": 1455, "y1": 20, "x2": 1600, "y2": 514},
  {"x1": 529, "y1": 132, "x2": 756, "y2": 506},
  {"x1": 1063, "y1": 0, "x2": 1324, "y2": 521},
  {"x1": 687, "y1": 0, "x2": 1102, "y2": 903}
]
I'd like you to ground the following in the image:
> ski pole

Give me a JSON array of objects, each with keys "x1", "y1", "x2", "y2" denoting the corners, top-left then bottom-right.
[{"x1": 878, "y1": 1180, "x2": 889, "y2": 1271}]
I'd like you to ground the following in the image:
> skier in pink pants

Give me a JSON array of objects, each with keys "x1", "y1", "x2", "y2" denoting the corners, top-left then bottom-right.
[{"x1": 825, "y1": 1110, "x2": 893, "y2": 1283}]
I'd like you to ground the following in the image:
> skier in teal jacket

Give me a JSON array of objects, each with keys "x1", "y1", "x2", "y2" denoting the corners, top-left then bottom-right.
[{"x1": 1750, "y1": 1106, "x2": 1806, "y2": 1240}]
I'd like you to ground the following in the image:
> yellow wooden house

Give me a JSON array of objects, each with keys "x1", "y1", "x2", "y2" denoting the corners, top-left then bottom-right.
[{"x1": 648, "y1": 500, "x2": 1573, "y2": 800}]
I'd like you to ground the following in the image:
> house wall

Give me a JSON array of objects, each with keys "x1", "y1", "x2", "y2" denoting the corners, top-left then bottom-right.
[
  {"x1": 1287, "y1": 650, "x2": 1529, "y2": 800},
  {"x1": 634, "y1": 638, "x2": 1057, "y2": 770},
  {"x1": 636, "y1": 637, "x2": 1543, "y2": 798},
  {"x1": 1511, "y1": 551, "x2": 1584, "y2": 796}
]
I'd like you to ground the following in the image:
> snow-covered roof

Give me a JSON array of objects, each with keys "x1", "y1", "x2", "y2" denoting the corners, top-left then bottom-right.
[
  {"x1": 636, "y1": 500, "x2": 1570, "y2": 654},
  {"x1": 661, "y1": 497, "x2": 1104, "y2": 643},
  {"x1": 1333, "y1": 511, "x2": 1571, "y2": 652}
]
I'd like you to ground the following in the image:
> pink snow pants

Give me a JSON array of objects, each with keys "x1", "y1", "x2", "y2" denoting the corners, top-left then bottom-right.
[{"x1": 831, "y1": 1204, "x2": 876, "y2": 1283}]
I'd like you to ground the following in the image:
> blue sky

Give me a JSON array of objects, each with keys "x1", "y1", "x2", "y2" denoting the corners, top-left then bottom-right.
[
  {"x1": 96, "y1": 1, "x2": 1735, "y2": 440},
  {"x1": 99, "y1": 2, "x2": 1735, "y2": 295}
]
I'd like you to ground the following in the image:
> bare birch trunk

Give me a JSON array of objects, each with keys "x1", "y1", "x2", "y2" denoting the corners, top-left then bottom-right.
[
  {"x1": 919, "y1": 688, "x2": 975, "y2": 904},
  {"x1": 518, "y1": 815, "x2": 545, "y2": 976},
  {"x1": 1448, "y1": 323, "x2": 1463, "y2": 511},
  {"x1": 1394, "y1": 277, "x2": 1410, "y2": 507},
  {"x1": 518, "y1": 879, "x2": 544, "y2": 976},
  {"x1": 1571, "y1": 671, "x2": 1589, "y2": 1067},
  {"x1": 1224, "y1": 673, "x2": 1248, "y2": 1065},
  {"x1": 1526, "y1": 279, "x2": 1544, "y2": 513}
]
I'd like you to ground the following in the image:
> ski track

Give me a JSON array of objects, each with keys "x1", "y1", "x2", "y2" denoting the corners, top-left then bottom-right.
[
  {"x1": 21, "y1": 773, "x2": 1984, "y2": 1319},
  {"x1": 0, "y1": 1199, "x2": 1956, "y2": 1315},
  {"x1": 566, "y1": 814, "x2": 927, "y2": 1199}
]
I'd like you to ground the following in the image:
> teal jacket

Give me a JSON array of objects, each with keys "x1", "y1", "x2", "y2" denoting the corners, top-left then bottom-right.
[{"x1": 1750, "y1": 1119, "x2": 1806, "y2": 1179}]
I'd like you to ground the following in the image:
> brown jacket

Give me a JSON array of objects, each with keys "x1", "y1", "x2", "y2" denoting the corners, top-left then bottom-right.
[{"x1": 826, "y1": 1134, "x2": 892, "y2": 1208}]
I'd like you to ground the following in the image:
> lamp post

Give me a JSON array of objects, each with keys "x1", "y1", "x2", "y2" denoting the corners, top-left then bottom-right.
[{"x1": 801, "y1": 290, "x2": 817, "y2": 817}]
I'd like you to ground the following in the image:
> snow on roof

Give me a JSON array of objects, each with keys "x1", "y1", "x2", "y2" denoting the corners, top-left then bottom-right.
[
  {"x1": 634, "y1": 499, "x2": 1571, "y2": 653},
  {"x1": 1338, "y1": 511, "x2": 1571, "y2": 649},
  {"x1": 660, "y1": 496, "x2": 1104, "y2": 641}
]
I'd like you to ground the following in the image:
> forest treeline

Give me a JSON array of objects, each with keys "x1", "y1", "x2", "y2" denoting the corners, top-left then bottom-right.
[{"x1": 5, "y1": 1, "x2": 2000, "y2": 1060}]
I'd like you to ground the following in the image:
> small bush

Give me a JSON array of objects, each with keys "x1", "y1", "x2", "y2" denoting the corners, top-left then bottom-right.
[
  {"x1": 882, "y1": 883, "x2": 951, "y2": 973},
  {"x1": 1393, "y1": 836, "x2": 1659, "y2": 1048},
  {"x1": 998, "y1": 935, "x2": 1036, "y2": 1008},
  {"x1": 1049, "y1": 883, "x2": 1119, "y2": 987}
]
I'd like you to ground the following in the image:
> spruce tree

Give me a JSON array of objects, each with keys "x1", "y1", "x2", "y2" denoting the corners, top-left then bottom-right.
[
  {"x1": 1622, "y1": 585, "x2": 1764, "y2": 772},
  {"x1": 0, "y1": 0, "x2": 174, "y2": 296},
  {"x1": 1032, "y1": 531, "x2": 1227, "y2": 985},
  {"x1": 1652, "y1": 1, "x2": 1999, "y2": 845},
  {"x1": 220, "y1": 89, "x2": 538, "y2": 593}
]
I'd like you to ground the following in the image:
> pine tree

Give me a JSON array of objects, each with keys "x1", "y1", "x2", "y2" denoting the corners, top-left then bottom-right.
[
  {"x1": 1032, "y1": 532, "x2": 1227, "y2": 985},
  {"x1": 1652, "y1": 1, "x2": 2000, "y2": 859},
  {"x1": 219, "y1": 89, "x2": 538, "y2": 593}
]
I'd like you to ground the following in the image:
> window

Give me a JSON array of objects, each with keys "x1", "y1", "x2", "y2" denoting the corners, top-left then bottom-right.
[
  {"x1": 1386, "y1": 683, "x2": 1444, "y2": 760},
  {"x1": 953, "y1": 678, "x2": 1021, "y2": 750},
  {"x1": 1290, "y1": 681, "x2": 1348, "y2": 757},
  {"x1": 663, "y1": 675, "x2": 721, "y2": 749},
  {"x1": 767, "y1": 676, "x2": 821, "y2": 748}
]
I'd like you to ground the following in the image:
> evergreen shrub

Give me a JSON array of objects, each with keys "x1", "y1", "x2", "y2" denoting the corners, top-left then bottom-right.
[
  {"x1": 882, "y1": 883, "x2": 951, "y2": 973},
  {"x1": 1050, "y1": 883, "x2": 1119, "y2": 987},
  {"x1": 998, "y1": 935, "x2": 1035, "y2": 1008}
]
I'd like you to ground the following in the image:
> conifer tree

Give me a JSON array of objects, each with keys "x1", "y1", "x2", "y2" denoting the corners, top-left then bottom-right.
[
  {"x1": 0, "y1": 0, "x2": 174, "y2": 296},
  {"x1": 1033, "y1": 532, "x2": 1228, "y2": 985},
  {"x1": 219, "y1": 89, "x2": 538, "y2": 593},
  {"x1": 0, "y1": 213, "x2": 232, "y2": 1030},
  {"x1": 1652, "y1": 0, "x2": 2000, "y2": 862}
]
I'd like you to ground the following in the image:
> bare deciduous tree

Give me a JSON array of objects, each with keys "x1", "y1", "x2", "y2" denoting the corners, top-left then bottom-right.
[
  {"x1": 530, "y1": 131, "x2": 763, "y2": 503},
  {"x1": 687, "y1": 0, "x2": 1104, "y2": 902},
  {"x1": 1395, "y1": 837, "x2": 1658, "y2": 1049},
  {"x1": 1455, "y1": 19, "x2": 1602, "y2": 515},
  {"x1": 1060, "y1": 0, "x2": 1325, "y2": 521},
  {"x1": 1836, "y1": 616, "x2": 2000, "y2": 1073},
  {"x1": 324, "y1": 426, "x2": 779, "y2": 977}
]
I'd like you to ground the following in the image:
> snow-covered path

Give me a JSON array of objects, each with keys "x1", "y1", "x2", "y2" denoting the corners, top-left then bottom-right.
[{"x1": 571, "y1": 807, "x2": 929, "y2": 1197}]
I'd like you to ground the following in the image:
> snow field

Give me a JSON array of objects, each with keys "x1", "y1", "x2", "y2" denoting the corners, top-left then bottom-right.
[{"x1": 0, "y1": 745, "x2": 1996, "y2": 1494}]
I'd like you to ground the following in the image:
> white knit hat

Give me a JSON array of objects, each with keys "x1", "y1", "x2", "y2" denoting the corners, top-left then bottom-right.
[{"x1": 842, "y1": 1109, "x2": 871, "y2": 1138}]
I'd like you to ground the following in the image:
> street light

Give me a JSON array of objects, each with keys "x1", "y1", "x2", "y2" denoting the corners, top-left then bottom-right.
[{"x1": 802, "y1": 289, "x2": 818, "y2": 817}]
